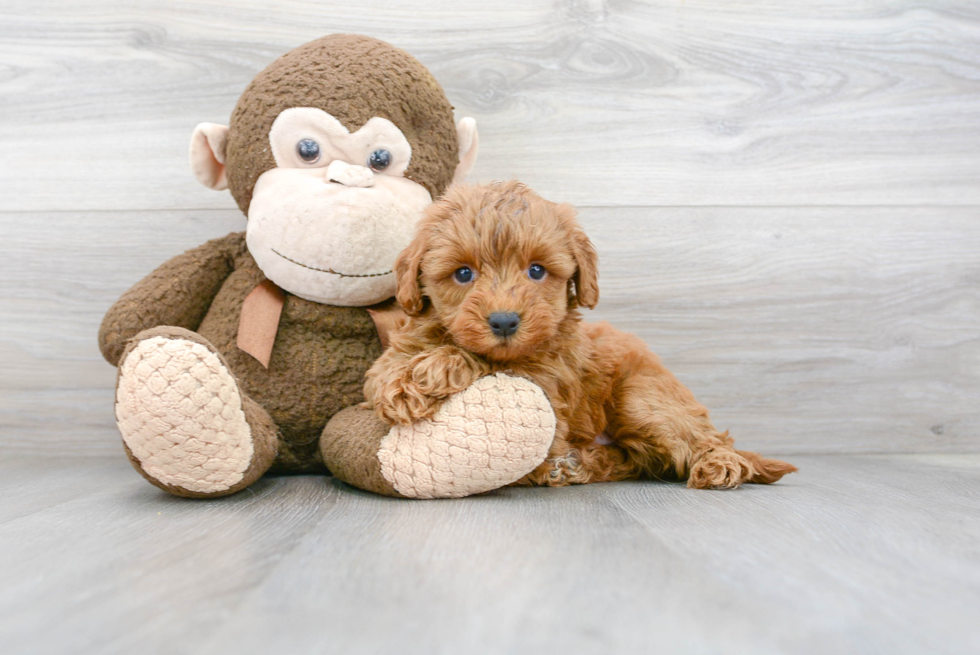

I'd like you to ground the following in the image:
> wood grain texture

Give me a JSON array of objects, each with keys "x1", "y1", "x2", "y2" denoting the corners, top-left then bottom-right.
[
  {"x1": 1, "y1": 454, "x2": 978, "y2": 655},
  {"x1": 580, "y1": 206, "x2": 980, "y2": 454},
  {"x1": 1, "y1": 1, "x2": 979, "y2": 210},
  {"x1": 2, "y1": 206, "x2": 977, "y2": 456},
  {"x1": 0, "y1": 210, "x2": 246, "y2": 455},
  {"x1": 3, "y1": 6, "x2": 979, "y2": 655}
]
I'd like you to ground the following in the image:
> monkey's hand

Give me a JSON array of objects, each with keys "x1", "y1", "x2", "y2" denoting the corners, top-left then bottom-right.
[{"x1": 365, "y1": 346, "x2": 485, "y2": 425}]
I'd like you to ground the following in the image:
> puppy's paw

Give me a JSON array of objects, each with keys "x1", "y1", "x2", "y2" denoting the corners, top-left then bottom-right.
[
  {"x1": 369, "y1": 347, "x2": 483, "y2": 425},
  {"x1": 687, "y1": 448, "x2": 754, "y2": 490},
  {"x1": 409, "y1": 347, "x2": 480, "y2": 398},
  {"x1": 372, "y1": 372, "x2": 444, "y2": 425},
  {"x1": 541, "y1": 449, "x2": 583, "y2": 486}
]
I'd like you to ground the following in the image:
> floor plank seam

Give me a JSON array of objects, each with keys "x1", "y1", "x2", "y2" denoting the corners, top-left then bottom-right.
[{"x1": 4, "y1": 203, "x2": 980, "y2": 215}]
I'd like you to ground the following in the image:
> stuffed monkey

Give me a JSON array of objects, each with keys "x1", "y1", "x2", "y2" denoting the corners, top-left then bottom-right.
[{"x1": 99, "y1": 35, "x2": 556, "y2": 499}]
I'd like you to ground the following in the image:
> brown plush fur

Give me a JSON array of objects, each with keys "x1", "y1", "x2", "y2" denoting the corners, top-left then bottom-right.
[
  {"x1": 100, "y1": 232, "x2": 385, "y2": 472},
  {"x1": 226, "y1": 34, "x2": 459, "y2": 213},
  {"x1": 364, "y1": 182, "x2": 797, "y2": 489},
  {"x1": 100, "y1": 35, "x2": 464, "y2": 482},
  {"x1": 319, "y1": 406, "x2": 402, "y2": 497}
]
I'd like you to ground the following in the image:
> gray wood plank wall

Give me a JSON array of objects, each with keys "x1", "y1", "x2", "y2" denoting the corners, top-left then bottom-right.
[{"x1": 2, "y1": 0, "x2": 979, "y2": 457}]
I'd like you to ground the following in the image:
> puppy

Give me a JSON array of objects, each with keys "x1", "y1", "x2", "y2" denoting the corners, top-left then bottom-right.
[{"x1": 363, "y1": 182, "x2": 796, "y2": 489}]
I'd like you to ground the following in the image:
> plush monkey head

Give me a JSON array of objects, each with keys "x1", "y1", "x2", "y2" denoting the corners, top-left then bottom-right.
[{"x1": 189, "y1": 34, "x2": 478, "y2": 306}]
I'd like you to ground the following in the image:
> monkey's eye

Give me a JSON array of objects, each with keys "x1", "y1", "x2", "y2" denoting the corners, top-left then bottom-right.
[
  {"x1": 528, "y1": 264, "x2": 547, "y2": 280},
  {"x1": 454, "y1": 267, "x2": 474, "y2": 284},
  {"x1": 368, "y1": 149, "x2": 392, "y2": 171},
  {"x1": 296, "y1": 139, "x2": 321, "y2": 163}
]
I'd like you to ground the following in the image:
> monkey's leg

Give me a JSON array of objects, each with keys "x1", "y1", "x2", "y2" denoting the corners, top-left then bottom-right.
[
  {"x1": 321, "y1": 373, "x2": 556, "y2": 498},
  {"x1": 114, "y1": 327, "x2": 278, "y2": 498}
]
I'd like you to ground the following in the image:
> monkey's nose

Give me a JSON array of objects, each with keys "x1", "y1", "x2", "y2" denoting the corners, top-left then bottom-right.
[
  {"x1": 326, "y1": 160, "x2": 375, "y2": 188},
  {"x1": 488, "y1": 312, "x2": 520, "y2": 338}
]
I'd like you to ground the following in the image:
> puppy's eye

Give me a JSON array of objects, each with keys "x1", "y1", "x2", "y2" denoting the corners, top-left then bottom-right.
[
  {"x1": 454, "y1": 267, "x2": 474, "y2": 284},
  {"x1": 296, "y1": 139, "x2": 321, "y2": 163},
  {"x1": 368, "y1": 149, "x2": 392, "y2": 171},
  {"x1": 528, "y1": 264, "x2": 547, "y2": 280}
]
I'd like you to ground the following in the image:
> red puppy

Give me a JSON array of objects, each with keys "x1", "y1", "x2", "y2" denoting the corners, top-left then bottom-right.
[{"x1": 364, "y1": 182, "x2": 796, "y2": 489}]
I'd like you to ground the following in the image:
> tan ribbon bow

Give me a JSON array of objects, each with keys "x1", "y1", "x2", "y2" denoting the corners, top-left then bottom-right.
[{"x1": 237, "y1": 280, "x2": 286, "y2": 368}]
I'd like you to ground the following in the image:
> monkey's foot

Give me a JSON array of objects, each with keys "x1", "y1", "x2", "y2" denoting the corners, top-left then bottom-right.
[
  {"x1": 115, "y1": 328, "x2": 277, "y2": 498},
  {"x1": 377, "y1": 373, "x2": 556, "y2": 498}
]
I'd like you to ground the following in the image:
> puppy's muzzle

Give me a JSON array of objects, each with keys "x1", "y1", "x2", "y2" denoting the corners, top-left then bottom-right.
[{"x1": 488, "y1": 312, "x2": 520, "y2": 338}]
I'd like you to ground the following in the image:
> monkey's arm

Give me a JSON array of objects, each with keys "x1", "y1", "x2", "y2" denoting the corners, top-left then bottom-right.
[{"x1": 98, "y1": 232, "x2": 244, "y2": 366}]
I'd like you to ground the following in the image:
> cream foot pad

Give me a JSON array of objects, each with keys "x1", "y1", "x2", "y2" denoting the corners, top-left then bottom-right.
[
  {"x1": 378, "y1": 373, "x2": 556, "y2": 498},
  {"x1": 115, "y1": 336, "x2": 253, "y2": 494}
]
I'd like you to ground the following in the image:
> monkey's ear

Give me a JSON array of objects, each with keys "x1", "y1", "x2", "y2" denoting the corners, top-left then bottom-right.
[
  {"x1": 560, "y1": 205, "x2": 599, "y2": 310},
  {"x1": 394, "y1": 231, "x2": 427, "y2": 316},
  {"x1": 189, "y1": 123, "x2": 230, "y2": 191},
  {"x1": 452, "y1": 118, "x2": 479, "y2": 186}
]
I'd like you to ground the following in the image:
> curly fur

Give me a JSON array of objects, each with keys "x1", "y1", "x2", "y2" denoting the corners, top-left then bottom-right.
[{"x1": 364, "y1": 181, "x2": 797, "y2": 489}]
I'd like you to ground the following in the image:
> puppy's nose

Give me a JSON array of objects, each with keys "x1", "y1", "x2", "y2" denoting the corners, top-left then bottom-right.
[{"x1": 488, "y1": 312, "x2": 520, "y2": 338}]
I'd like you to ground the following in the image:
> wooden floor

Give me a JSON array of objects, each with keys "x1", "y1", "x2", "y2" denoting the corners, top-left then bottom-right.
[{"x1": 2, "y1": 452, "x2": 978, "y2": 655}]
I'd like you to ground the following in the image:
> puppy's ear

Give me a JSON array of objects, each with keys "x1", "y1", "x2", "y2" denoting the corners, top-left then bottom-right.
[
  {"x1": 559, "y1": 205, "x2": 599, "y2": 310},
  {"x1": 395, "y1": 230, "x2": 427, "y2": 315}
]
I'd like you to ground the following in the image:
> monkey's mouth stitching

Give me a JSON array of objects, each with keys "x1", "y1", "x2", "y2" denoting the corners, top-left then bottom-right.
[{"x1": 271, "y1": 249, "x2": 393, "y2": 278}]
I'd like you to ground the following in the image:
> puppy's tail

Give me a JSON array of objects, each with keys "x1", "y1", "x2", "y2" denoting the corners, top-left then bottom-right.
[{"x1": 738, "y1": 450, "x2": 798, "y2": 484}]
